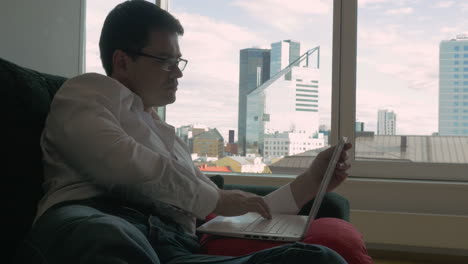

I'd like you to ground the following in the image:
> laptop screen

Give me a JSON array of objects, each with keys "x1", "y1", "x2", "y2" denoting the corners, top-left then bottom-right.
[{"x1": 300, "y1": 136, "x2": 347, "y2": 239}]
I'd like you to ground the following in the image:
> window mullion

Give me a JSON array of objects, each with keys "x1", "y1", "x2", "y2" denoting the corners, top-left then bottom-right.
[
  {"x1": 332, "y1": 0, "x2": 357, "y2": 155},
  {"x1": 156, "y1": 0, "x2": 169, "y2": 120}
]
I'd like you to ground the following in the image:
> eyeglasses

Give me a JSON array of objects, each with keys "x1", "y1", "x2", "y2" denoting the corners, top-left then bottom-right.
[{"x1": 124, "y1": 50, "x2": 188, "y2": 72}]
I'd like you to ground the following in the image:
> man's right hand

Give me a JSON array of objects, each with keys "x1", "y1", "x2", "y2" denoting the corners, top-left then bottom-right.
[{"x1": 212, "y1": 189, "x2": 272, "y2": 219}]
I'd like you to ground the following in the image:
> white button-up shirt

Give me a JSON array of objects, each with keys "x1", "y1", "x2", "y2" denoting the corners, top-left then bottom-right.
[
  {"x1": 37, "y1": 73, "x2": 219, "y2": 233},
  {"x1": 37, "y1": 73, "x2": 299, "y2": 234}
]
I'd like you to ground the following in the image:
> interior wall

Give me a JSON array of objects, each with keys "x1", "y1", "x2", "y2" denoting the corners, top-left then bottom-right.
[
  {"x1": 220, "y1": 173, "x2": 468, "y2": 253},
  {"x1": 0, "y1": 0, "x2": 84, "y2": 77}
]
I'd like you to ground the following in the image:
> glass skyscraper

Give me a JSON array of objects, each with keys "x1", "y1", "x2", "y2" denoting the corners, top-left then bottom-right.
[
  {"x1": 238, "y1": 48, "x2": 271, "y2": 155},
  {"x1": 439, "y1": 34, "x2": 468, "y2": 136},
  {"x1": 246, "y1": 45, "x2": 321, "y2": 155},
  {"x1": 270, "y1": 40, "x2": 300, "y2": 80},
  {"x1": 377, "y1": 109, "x2": 396, "y2": 135}
]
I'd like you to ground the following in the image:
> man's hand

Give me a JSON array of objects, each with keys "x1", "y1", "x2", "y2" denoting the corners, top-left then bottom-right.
[
  {"x1": 212, "y1": 189, "x2": 272, "y2": 219},
  {"x1": 309, "y1": 142, "x2": 352, "y2": 192},
  {"x1": 291, "y1": 142, "x2": 352, "y2": 208}
]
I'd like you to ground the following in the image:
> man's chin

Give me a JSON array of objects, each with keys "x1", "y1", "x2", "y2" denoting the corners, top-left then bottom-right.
[
  {"x1": 153, "y1": 96, "x2": 176, "y2": 108},
  {"x1": 167, "y1": 95, "x2": 176, "y2": 104}
]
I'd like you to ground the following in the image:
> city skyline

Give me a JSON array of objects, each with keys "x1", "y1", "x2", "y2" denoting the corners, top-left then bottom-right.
[
  {"x1": 170, "y1": 0, "x2": 467, "y2": 136},
  {"x1": 85, "y1": 0, "x2": 468, "y2": 137}
]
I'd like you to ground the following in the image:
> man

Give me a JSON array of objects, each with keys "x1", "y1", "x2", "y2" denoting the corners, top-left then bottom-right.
[{"x1": 25, "y1": 1, "x2": 366, "y2": 263}]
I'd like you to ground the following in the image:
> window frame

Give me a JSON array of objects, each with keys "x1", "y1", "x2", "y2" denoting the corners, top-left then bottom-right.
[
  {"x1": 160, "y1": 0, "x2": 468, "y2": 183},
  {"x1": 336, "y1": 0, "x2": 468, "y2": 182},
  {"x1": 161, "y1": 0, "x2": 468, "y2": 249}
]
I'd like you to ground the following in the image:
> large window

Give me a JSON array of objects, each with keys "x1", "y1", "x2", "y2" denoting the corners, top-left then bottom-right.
[
  {"x1": 85, "y1": 0, "x2": 468, "y2": 181},
  {"x1": 356, "y1": 0, "x2": 468, "y2": 162},
  {"x1": 348, "y1": 0, "x2": 468, "y2": 181},
  {"x1": 83, "y1": 0, "x2": 468, "y2": 251},
  {"x1": 167, "y1": 0, "x2": 334, "y2": 175}
]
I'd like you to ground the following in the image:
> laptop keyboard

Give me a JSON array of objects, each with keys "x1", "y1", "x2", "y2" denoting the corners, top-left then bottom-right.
[{"x1": 244, "y1": 217, "x2": 288, "y2": 233}]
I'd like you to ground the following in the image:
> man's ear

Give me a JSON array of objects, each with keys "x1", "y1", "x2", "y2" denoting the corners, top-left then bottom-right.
[{"x1": 112, "y1": 49, "x2": 131, "y2": 77}]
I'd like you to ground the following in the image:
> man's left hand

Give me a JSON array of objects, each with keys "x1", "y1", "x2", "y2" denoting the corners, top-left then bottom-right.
[{"x1": 290, "y1": 142, "x2": 352, "y2": 208}]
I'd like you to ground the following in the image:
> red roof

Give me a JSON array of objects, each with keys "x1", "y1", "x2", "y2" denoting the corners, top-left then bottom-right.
[{"x1": 198, "y1": 164, "x2": 231, "y2": 172}]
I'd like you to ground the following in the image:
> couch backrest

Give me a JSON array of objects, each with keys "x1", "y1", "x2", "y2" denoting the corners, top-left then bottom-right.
[{"x1": 1, "y1": 57, "x2": 67, "y2": 256}]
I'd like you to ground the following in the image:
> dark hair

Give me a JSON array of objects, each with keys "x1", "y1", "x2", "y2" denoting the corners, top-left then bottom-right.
[{"x1": 99, "y1": 0, "x2": 184, "y2": 75}]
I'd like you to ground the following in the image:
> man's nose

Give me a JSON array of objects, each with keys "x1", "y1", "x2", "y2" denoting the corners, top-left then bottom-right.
[{"x1": 170, "y1": 65, "x2": 183, "y2": 78}]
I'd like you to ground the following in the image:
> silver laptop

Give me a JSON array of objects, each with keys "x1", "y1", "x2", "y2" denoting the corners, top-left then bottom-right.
[{"x1": 197, "y1": 137, "x2": 347, "y2": 242}]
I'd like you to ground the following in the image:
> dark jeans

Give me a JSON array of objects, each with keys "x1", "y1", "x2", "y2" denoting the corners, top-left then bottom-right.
[{"x1": 20, "y1": 198, "x2": 347, "y2": 264}]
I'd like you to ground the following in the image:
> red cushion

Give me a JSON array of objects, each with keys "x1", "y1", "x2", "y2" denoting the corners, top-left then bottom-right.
[{"x1": 199, "y1": 216, "x2": 373, "y2": 264}]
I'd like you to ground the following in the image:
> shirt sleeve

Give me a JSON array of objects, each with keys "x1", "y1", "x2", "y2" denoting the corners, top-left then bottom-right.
[{"x1": 44, "y1": 74, "x2": 218, "y2": 219}]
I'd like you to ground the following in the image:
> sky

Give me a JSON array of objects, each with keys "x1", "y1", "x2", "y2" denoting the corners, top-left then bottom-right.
[{"x1": 85, "y1": 0, "x2": 468, "y2": 139}]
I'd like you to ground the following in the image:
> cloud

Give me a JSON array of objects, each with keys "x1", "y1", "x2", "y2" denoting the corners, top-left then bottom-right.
[
  {"x1": 439, "y1": 25, "x2": 468, "y2": 40},
  {"x1": 416, "y1": 16, "x2": 431, "y2": 22},
  {"x1": 358, "y1": 26, "x2": 400, "y2": 46},
  {"x1": 461, "y1": 2, "x2": 468, "y2": 11},
  {"x1": 231, "y1": 0, "x2": 331, "y2": 32},
  {"x1": 164, "y1": 12, "x2": 272, "y2": 128},
  {"x1": 359, "y1": 22, "x2": 440, "y2": 90},
  {"x1": 369, "y1": 55, "x2": 437, "y2": 95},
  {"x1": 432, "y1": 1, "x2": 456, "y2": 8},
  {"x1": 175, "y1": 12, "x2": 268, "y2": 83},
  {"x1": 359, "y1": 0, "x2": 391, "y2": 7},
  {"x1": 356, "y1": 22, "x2": 442, "y2": 135},
  {"x1": 358, "y1": 0, "x2": 418, "y2": 8},
  {"x1": 440, "y1": 26, "x2": 459, "y2": 33},
  {"x1": 385, "y1": 7, "x2": 414, "y2": 15}
]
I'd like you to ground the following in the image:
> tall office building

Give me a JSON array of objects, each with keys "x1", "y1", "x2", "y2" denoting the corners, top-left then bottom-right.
[
  {"x1": 270, "y1": 40, "x2": 300, "y2": 80},
  {"x1": 439, "y1": 34, "x2": 468, "y2": 136},
  {"x1": 377, "y1": 109, "x2": 396, "y2": 135},
  {"x1": 246, "y1": 46, "x2": 321, "y2": 154},
  {"x1": 228, "y1": 130, "x2": 235, "y2": 144},
  {"x1": 355, "y1": 121, "x2": 365, "y2": 132},
  {"x1": 238, "y1": 48, "x2": 271, "y2": 155}
]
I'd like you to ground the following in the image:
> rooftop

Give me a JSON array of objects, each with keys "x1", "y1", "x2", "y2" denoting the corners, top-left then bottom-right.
[
  {"x1": 194, "y1": 128, "x2": 224, "y2": 140},
  {"x1": 198, "y1": 164, "x2": 232, "y2": 172},
  {"x1": 269, "y1": 135, "x2": 468, "y2": 174}
]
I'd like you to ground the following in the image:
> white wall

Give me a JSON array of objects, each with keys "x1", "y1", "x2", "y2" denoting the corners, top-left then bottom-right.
[{"x1": 0, "y1": 0, "x2": 85, "y2": 77}]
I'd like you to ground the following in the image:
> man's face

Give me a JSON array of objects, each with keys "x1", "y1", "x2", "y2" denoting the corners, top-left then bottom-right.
[{"x1": 121, "y1": 31, "x2": 183, "y2": 109}]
